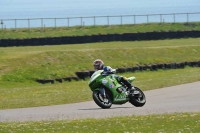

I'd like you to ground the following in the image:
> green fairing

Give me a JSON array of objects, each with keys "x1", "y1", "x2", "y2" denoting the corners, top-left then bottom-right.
[{"x1": 88, "y1": 70, "x2": 136, "y2": 104}]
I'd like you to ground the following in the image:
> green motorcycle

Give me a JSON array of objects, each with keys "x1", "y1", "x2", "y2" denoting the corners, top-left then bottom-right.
[{"x1": 88, "y1": 70, "x2": 146, "y2": 109}]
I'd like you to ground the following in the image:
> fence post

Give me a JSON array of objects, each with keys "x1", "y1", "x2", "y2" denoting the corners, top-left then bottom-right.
[
  {"x1": 147, "y1": 15, "x2": 149, "y2": 23},
  {"x1": 28, "y1": 19, "x2": 30, "y2": 30},
  {"x1": 174, "y1": 13, "x2": 175, "y2": 23},
  {"x1": 54, "y1": 18, "x2": 56, "y2": 29},
  {"x1": 134, "y1": 15, "x2": 136, "y2": 24},
  {"x1": 41, "y1": 18, "x2": 43, "y2": 29},
  {"x1": 81, "y1": 17, "x2": 82, "y2": 27},
  {"x1": 121, "y1": 15, "x2": 122, "y2": 25},
  {"x1": 67, "y1": 17, "x2": 69, "y2": 27},
  {"x1": 15, "y1": 19, "x2": 17, "y2": 30},
  {"x1": 1, "y1": 20, "x2": 3, "y2": 30},
  {"x1": 107, "y1": 16, "x2": 109, "y2": 26},
  {"x1": 160, "y1": 14, "x2": 162, "y2": 23},
  {"x1": 187, "y1": 13, "x2": 189, "y2": 23},
  {"x1": 94, "y1": 16, "x2": 96, "y2": 26}
]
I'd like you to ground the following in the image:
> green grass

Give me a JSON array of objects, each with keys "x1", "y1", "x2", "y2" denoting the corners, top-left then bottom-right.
[
  {"x1": 0, "y1": 23, "x2": 199, "y2": 131},
  {"x1": 0, "y1": 67, "x2": 200, "y2": 109},
  {"x1": 0, "y1": 38, "x2": 200, "y2": 109},
  {"x1": 0, "y1": 113, "x2": 199, "y2": 133},
  {"x1": 0, "y1": 22, "x2": 200, "y2": 39},
  {"x1": 0, "y1": 38, "x2": 200, "y2": 82},
  {"x1": 0, "y1": 23, "x2": 200, "y2": 133}
]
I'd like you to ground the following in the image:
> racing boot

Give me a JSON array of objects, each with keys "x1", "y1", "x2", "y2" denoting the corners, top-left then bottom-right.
[{"x1": 120, "y1": 77, "x2": 139, "y2": 94}]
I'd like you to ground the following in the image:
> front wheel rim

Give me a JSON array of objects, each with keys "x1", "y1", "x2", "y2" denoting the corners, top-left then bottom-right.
[{"x1": 97, "y1": 92, "x2": 110, "y2": 105}]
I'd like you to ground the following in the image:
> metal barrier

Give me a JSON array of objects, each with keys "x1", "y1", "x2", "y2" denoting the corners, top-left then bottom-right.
[{"x1": 0, "y1": 12, "x2": 200, "y2": 30}]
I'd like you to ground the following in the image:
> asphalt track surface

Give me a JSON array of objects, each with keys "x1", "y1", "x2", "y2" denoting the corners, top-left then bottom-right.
[{"x1": 0, "y1": 81, "x2": 200, "y2": 122}]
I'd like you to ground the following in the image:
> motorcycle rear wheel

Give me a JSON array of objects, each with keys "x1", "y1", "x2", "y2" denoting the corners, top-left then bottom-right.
[
  {"x1": 129, "y1": 87, "x2": 146, "y2": 107},
  {"x1": 92, "y1": 90, "x2": 112, "y2": 109}
]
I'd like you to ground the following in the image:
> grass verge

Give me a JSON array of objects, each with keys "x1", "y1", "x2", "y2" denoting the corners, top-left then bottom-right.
[
  {"x1": 0, "y1": 66, "x2": 200, "y2": 109},
  {"x1": 0, "y1": 38, "x2": 200, "y2": 82},
  {"x1": 0, "y1": 113, "x2": 199, "y2": 133}
]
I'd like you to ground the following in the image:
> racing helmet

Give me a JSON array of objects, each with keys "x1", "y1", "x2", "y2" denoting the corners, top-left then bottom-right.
[{"x1": 93, "y1": 59, "x2": 104, "y2": 70}]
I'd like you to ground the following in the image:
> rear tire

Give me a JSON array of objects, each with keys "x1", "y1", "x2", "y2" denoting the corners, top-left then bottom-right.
[
  {"x1": 129, "y1": 87, "x2": 146, "y2": 107},
  {"x1": 92, "y1": 90, "x2": 112, "y2": 109}
]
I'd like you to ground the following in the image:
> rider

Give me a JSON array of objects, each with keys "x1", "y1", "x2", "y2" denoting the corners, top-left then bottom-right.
[{"x1": 93, "y1": 59, "x2": 139, "y2": 95}]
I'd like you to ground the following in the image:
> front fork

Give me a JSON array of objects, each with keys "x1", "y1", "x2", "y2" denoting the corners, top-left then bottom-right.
[{"x1": 99, "y1": 87, "x2": 106, "y2": 98}]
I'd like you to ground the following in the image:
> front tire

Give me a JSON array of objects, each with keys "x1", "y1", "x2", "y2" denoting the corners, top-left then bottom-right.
[
  {"x1": 129, "y1": 87, "x2": 146, "y2": 107},
  {"x1": 92, "y1": 90, "x2": 112, "y2": 109}
]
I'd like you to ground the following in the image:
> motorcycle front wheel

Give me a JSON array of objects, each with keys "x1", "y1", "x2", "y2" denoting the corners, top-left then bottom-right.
[
  {"x1": 92, "y1": 90, "x2": 112, "y2": 109},
  {"x1": 129, "y1": 87, "x2": 146, "y2": 107}
]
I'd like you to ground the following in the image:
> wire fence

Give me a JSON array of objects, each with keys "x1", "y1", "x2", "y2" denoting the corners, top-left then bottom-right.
[{"x1": 0, "y1": 12, "x2": 200, "y2": 30}]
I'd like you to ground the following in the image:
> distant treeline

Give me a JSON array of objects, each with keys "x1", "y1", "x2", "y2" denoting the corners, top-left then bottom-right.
[{"x1": 0, "y1": 30, "x2": 200, "y2": 47}]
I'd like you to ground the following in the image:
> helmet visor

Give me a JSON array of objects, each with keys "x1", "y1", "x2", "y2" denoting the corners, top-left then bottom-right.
[{"x1": 93, "y1": 64, "x2": 100, "y2": 70}]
